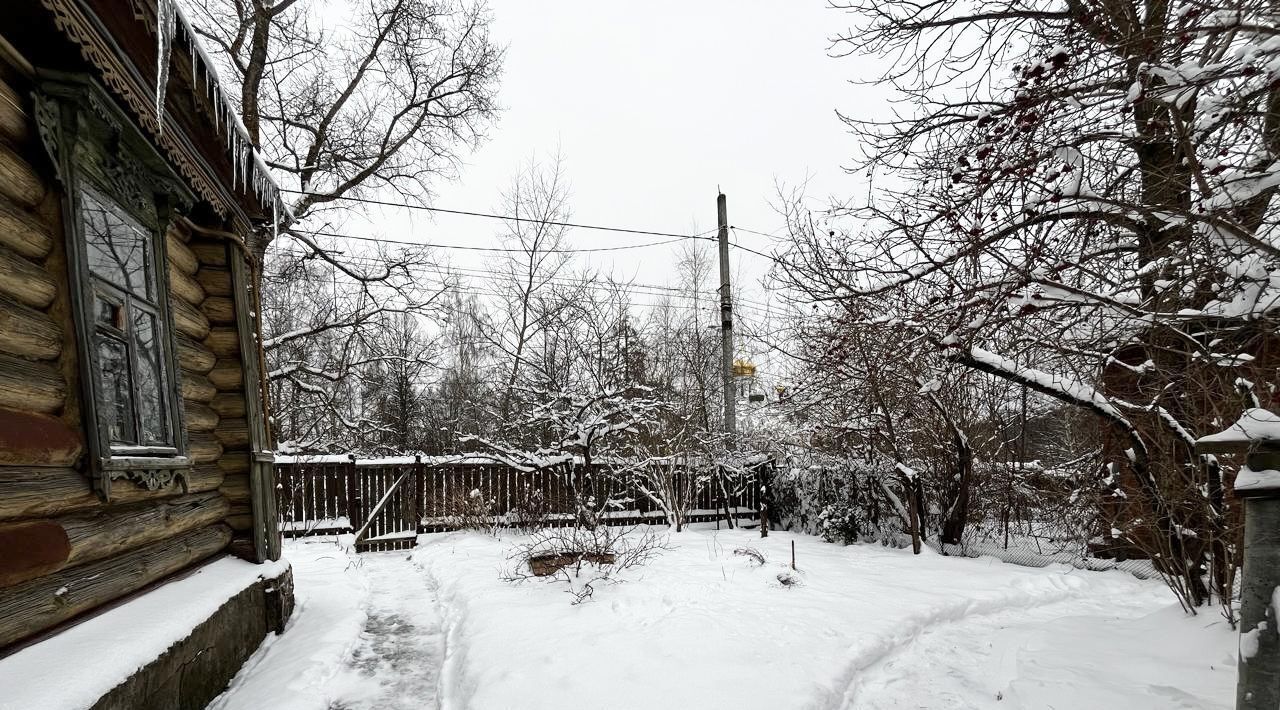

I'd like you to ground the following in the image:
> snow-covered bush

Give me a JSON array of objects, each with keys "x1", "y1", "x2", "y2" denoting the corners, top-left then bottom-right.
[
  {"x1": 507, "y1": 484, "x2": 567, "y2": 533},
  {"x1": 505, "y1": 526, "x2": 669, "y2": 604},
  {"x1": 443, "y1": 488, "x2": 500, "y2": 535},
  {"x1": 770, "y1": 459, "x2": 909, "y2": 546}
]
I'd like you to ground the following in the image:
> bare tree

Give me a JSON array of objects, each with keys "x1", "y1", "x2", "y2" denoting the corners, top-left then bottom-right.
[
  {"x1": 182, "y1": 0, "x2": 502, "y2": 218},
  {"x1": 262, "y1": 239, "x2": 451, "y2": 451},
  {"x1": 470, "y1": 153, "x2": 586, "y2": 419},
  {"x1": 776, "y1": 0, "x2": 1280, "y2": 611},
  {"x1": 182, "y1": 0, "x2": 502, "y2": 452}
]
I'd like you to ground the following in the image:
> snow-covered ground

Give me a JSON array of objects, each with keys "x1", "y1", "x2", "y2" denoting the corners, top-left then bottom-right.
[{"x1": 211, "y1": 529, "x2": 1236, "y2": 710}]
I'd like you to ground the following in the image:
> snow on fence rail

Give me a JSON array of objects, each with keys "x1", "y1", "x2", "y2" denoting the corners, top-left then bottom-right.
[{"x1": 274, "y1": 456, "x2": 763, "y2": 550}]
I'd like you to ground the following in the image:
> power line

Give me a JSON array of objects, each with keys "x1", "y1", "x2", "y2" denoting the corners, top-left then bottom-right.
[
  {"x1": 281, "y1": 188, "x2": 712, "y2": 240},
  {"x1": 260, "y1": 272, "x2": 780, "y2": 320},
  {"x1": 728, "y1": 226, "x2": 792, "y2": 267},
  {"x1": 287, "y1": 226, "x2": 711, "y2": 254},
  {"x1": 265, "y1": 245, "x2": 781, "y2": 312}
]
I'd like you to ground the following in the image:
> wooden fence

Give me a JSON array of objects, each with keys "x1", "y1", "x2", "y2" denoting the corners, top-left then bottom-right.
[{"x1": 275, "y1": 456, "x2": 766, "y2": 551}]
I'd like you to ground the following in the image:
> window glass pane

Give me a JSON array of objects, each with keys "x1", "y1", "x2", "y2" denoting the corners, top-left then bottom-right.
[
  {"x1": 97, "y1": 335, "x2": 135, "y2": 445},
  {"x1": 132, "y1": 309, "x2": 168, "y2": 445},
  {"x1": 80, "y1": 188, "x2": 152, "y2": 299},
  {"x1": 92, "y1": 289, "x2": 124, "y2": 331}
]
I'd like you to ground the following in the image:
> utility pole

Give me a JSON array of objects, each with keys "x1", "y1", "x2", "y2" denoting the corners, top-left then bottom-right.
[
  {"x1": 717, "y1": 192, "x2": 736, "y2": 438},
  {"x1": 716, "y1": 192, "x2": 739, "y2": 532}
]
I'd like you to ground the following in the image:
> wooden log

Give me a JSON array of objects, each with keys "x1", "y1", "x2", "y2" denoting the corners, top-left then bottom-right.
[
  {"x1": 196, "y1": 267, "x2": 232, "y2": 297},
  {"x1": 190, "y1": 240, "x2": 228, "y2": 267},
  {"x1": 0, "y1": 199, "x2": 54, "y2": 259},
  {"x1": 228, "y1": 537, "x2": 257, "y2": 561},
  {"x1": 201, "y1": 296, "x2": 236, "y2": 325},
  {"x1": 176, "y1": 336, "x2": 216, "y2": 374},
  {"x1": 0, "y1": 492, "x2": 233, "y2": 589},
  {"x1": 214, "y1": 418, "x2": 249, "y2": 449},
  {"x1": 0, "y1": 352, "x2": 65, "y2": 414},
  {"x1": 0, "y1": 78, "x2": 31, "y2": 145},
  {"x1": 225, "y1": 502, "x2": 253, "y2": 531},
  {"x1": 184, "y1": 401, "x2": 219, "y2": 432},
  {"x1": 186, "y1": 464, "x2": 226, "y2": 494},
  {"x1": 216, "y1": 452, "x2": 250, "y2": 475},
  {"x1": 204, "y1": 327, "x2": 240, "y2": 358},
  {"x1": 0, "y1": 143, "x2": 43, "y2": 208},
  {"x1": 208, "y1": 359, "x2": 243, "y2": 391},
  {"x1": 218, "y1": 474, "x2": 251, "y2": 504},
  {"x1": 166, "y1": 231, "x2": 198, "y2": 275},
  {"x1": 172, "y1": 297, "x2": 211, "y2": 340},
  {"x1": 0, "y1": 524, "x2": 232, "y2": 645},
  {"x1": 0, "y1": 465, "x2": 224, "y2": 522},
  {"x1": 0, "y1": 243, "x2": 57, "y2": 309},
  {"x1": 0, "y1": 520, "x2": 69, "y2": 588},
  {"x1": 0, "y1": 467, "x2": 94, "y2": 522},
  {"x1": 0, "y1": 295, "x2": 59, "y2": 360},
  {"x1": 59, "y1": 491, "x2": 231, "y2": 569},
  {"x1": 210, "y1": 392, "x2": 246, "y2": 418},
  {"x1": 0, "y1": 408, "x2": 82, "y2": 467},
  {"x1": 168, "y1": 263, "x2": 205, "y2": 306},
  {"x1": 188, "y1": 432, "x2": 223, "y2": 464},
  {"x1": 179, "y1": 371, "x2": 216, "y2": 404}
]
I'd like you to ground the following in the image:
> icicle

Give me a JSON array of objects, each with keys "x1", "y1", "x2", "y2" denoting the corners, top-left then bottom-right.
[
  {"x1": 154, "y1": 0, "x2": 178, "y2": 130},
  {"x1": 188, "y1": 26, "x2": 198, "y2": 98},
  {"x1": 232, "y1": 132, "x2": 241, "y2": 190}
]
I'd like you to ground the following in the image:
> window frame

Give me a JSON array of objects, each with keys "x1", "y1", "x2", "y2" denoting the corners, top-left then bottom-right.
[
  {"x1": 77, "y1": 183, "x2": 176, "y2": 455},
  {"x1": 34, "y1": 75, "x2": 194, "y2": 497}
]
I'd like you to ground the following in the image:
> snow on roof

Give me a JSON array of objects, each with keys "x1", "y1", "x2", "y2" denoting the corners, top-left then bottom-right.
[
  {"x1": 1197, "y1": 408, "x2": 1280, "y2": 451},
  {"x1": 1235, "y1": 465, "x2": 1280, "y2": 494},
  {"x1": 275, "y1": 454, "x2": 508, "y2": 467},
  {"x1": 156, "y1": 0, "x2": 293, "y2": 224}
]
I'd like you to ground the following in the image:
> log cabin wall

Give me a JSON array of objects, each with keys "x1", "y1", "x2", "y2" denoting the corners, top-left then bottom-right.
[{"x1": 0, "y1": 56, "x2": 242, "y2": 649}]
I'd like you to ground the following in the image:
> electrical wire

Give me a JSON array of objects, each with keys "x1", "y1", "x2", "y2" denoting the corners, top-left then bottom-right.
[
  {"x1": 288, "y1": 226, "x2": 714, "y2": 254},
  {"x1": 280, "y1": 188, "x2": 713, "y2": 240},
  {"x1": 264, "y1": 245, "x2": 782, "y2": 313}
]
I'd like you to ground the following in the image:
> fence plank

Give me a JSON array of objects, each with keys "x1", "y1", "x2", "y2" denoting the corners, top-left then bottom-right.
[{"x1": 276, "y1": 457, "x2": 765, "y2": 543}]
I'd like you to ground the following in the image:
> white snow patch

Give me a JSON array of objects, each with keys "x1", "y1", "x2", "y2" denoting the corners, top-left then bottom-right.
[
  {"x1": 1236, "y1": 466, "x2": 1280, "y2": 493},
  {"x1": 0, "y1": 556, "x2": 288, "y2": 710},
  {"x1": 410, "y1": 529, "x2": 1232, "y2": 710},
  {"x1": 208, "y1": 539, "x2": 369, "y2": 710}
]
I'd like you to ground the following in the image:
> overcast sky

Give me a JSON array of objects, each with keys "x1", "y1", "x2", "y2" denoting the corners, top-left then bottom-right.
[{"x1": 342, "y1": 0, "x2": 886, "y2": 311}]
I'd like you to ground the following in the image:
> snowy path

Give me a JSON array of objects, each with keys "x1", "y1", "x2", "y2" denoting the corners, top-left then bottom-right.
[
  {"x1": 208, "y1": 540, "x2": 447, "y2": 710},
  {"x1": 847, "y1": 591, "x2": 1230, "y2": 709},
  {"x1": 331, "y1": 551, "x2": 446, "y2": 710}
]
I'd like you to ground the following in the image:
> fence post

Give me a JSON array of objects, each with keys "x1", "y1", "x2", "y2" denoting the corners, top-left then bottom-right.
[
  {"x1": 411, "y1": 455, "x2": 423, "y2": 534},
  {"x1": 758, "y1": 461, "x2": 770, "y2": 538},
  {"x1": 346, "y1": 454, "x2": 361, "y2": 533},
  {"x1": 1233, "y1": 444, "x2": 1280, "y2": 710},
  {"x1": 1195, "y1": 415, "x2": 1280, "y2": 710}
]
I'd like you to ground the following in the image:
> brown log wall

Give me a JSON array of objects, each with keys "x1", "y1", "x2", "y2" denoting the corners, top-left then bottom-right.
[{"x1": 0, "y1": 65, "x2": 256, "y2": 650}]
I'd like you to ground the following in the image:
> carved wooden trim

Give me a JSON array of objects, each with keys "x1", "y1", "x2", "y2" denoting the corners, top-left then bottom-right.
[
  {"x1": 37, "y1": 0, "x2": 257, "y2": 232},
  {"x1": 34, "y1": 75, "x2": 193, "y2": 502}
]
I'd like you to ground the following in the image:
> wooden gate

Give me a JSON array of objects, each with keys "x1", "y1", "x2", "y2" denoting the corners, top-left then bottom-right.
[
  {"x1": 276, "y1": 456, "x2": 423, "y2": 552},
  {"x1": 351, "y1": 459, "x2": 419, "y2": 552}
]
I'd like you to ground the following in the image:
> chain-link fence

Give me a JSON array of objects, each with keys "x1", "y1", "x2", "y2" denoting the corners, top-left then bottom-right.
[{"x1": 923, "y1": 519, "x2": 1158, "y2": 578}]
